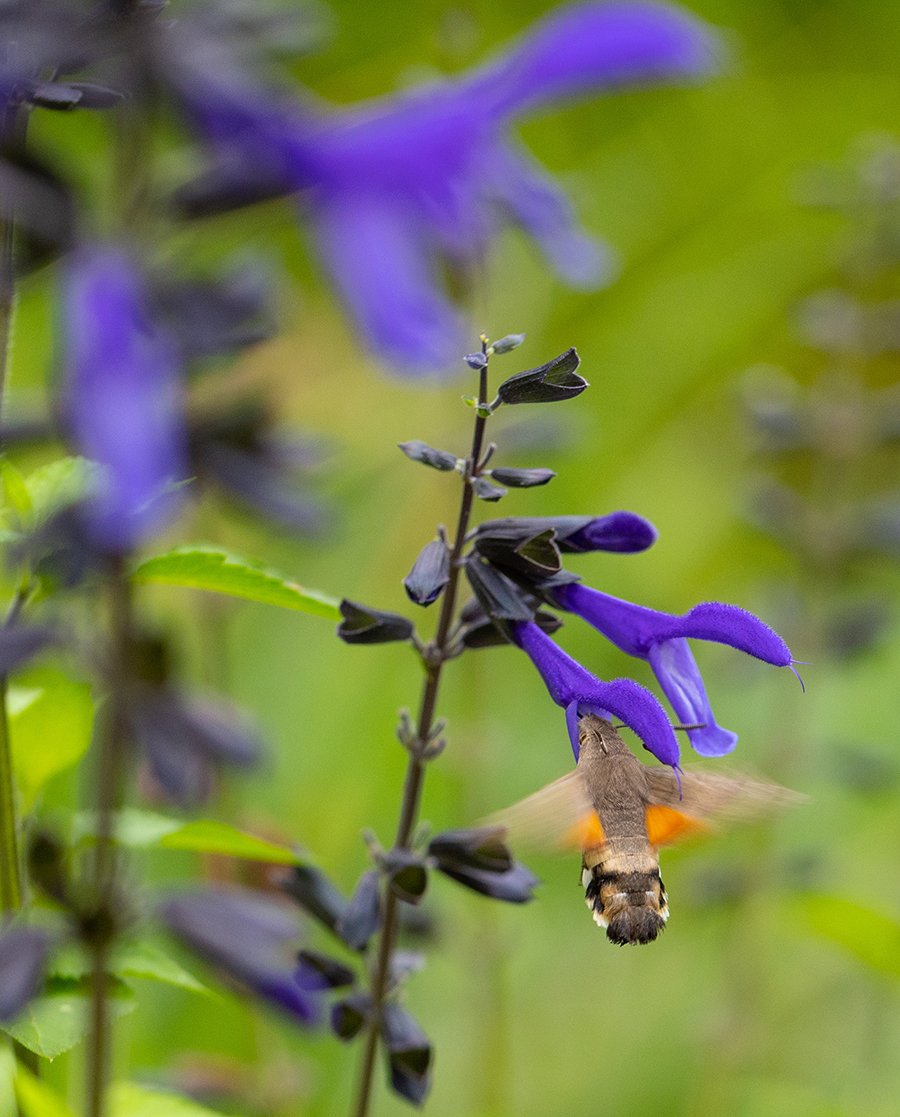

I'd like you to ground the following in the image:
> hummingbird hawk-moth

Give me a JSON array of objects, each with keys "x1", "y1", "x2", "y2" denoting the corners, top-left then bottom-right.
[{"x1": 494, "y1": 714, "x2": 799, "y2": 945}]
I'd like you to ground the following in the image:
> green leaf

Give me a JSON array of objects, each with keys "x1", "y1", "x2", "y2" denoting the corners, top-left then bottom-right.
[
  {"x1": 9, "y1": 670, "x2": 95, "y2": 811},
  {"x1": 133, "y1": 547, "x2": 341, "y2": 620},
  {"x1": 14, "y1": 1066, "x2": 75, "y2": 1117},
  {"x1": 1, "y1": 979, "x2": 136, "y2": 1061},
  {"x1": 25, "y1": 457, "x2": 102, "y2": 527},
  {"x1": 109, "y1": 1082, "x2": 227, "y2": 1117},
  {"x1": 0, "y1": 458, "x2": 33, "y2": 522},
  {"x1": 50, "y1": 939, "x2": 211, "y2": 997},
  {"x1": 74, "y1": 808, "x2": 299, "y2": 864},
  {"x1": 794, "y1": 892, "x2": 900, "y2": 980}
]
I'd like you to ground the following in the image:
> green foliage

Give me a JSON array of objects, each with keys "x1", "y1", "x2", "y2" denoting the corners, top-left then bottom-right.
[
  {"x1": 50, "y1": 939, "x2": 211, "y2": 997},
  {"x1": 133, "y1": 547, "x2": 341, "y2": 620},
  {"x1": 74, "y1": 807, "x2": 299, "y2": 863},
  {"x1": 794, "y1": 893, "x2": 900, "y2": 980},
  {"x1": 1, "y1": 979, "x2": 136, "y2": 1061},
  {"x1": 9, "y1": 670, "x2": 94, "y2": 811},
  {"x1": 108, "y1": 1083, "x2": 227, "y2": 1117},
  {"x1": 14, "y1": 1065, "x2": 74, "y2": 1117}
]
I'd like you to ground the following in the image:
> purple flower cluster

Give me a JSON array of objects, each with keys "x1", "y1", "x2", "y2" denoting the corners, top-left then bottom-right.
[
  {"x1": 179, "y1": 1, "x2": 722, "y2": 374},
  {"x1": 485, "y1": 511, "x2": 797, "y2": 769}
]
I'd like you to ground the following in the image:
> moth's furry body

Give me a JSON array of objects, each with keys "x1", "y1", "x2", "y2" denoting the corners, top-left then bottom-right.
[
  {"x1": 576, "y1": 716, "x2": 669, "y2": 944},
  {"x1": 494, "y1": 714, "x2": 800, "y2": 946}
]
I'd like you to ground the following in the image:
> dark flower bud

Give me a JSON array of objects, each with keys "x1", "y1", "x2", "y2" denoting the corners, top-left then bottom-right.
[
  {"x1": 28, "y1": 829, "x2": 69, "y2": 904},
  {"x1": 280, "y1": 864, "x2": 348, "y2": 936},
  {"x1": 429, "y1": 827, "x2": 538, "y2": 903},
  {"x1": 475, "y1": 528, "x2": 562, "y2": 581},
  {"x1": 381, "y1": 1003, "x2": 432, "y2": 1106},
  {"x1": 0, "y1": 926, "x2": 51, "y2": 1023},
  {"x1": 161, "y1": 888, "x2": 319, "y2": 1024},
  {"x1": 404, "y1": 540, "x2": 450, "y2": 607},
  {"x1": 296, "y1": 949, "x2": 356, "y2": 991},
  {"x1": 476, "y1": 511, "x2": 657, "y2": 554},
  {"x1": 382, "y1": 850, "x2": 428, "y2": 905},
  {"x1": 336, "y1": 871, "x2": 381, "y2": 951},
  {"x1": 461, "y1": 607, "x2": 562, "y2": 649},
  {"x1": 428, "y1": 828, "x2": 512, "y2": 873},
  {"x1": 464, "y1": 352, "x2": 488, "y2": 370},
  {"x1": 490, "y1": 333, "x2": 525, "y2": 354},
  {"x1": 331, "y1": 992, "x2": 372, "y2": 1041},
  {"x1": 173, "y1": 163, "x2": 292, "y2": 220},
  {"x1": 495, "y1": 348, "x2": 587, "y2": 405},
  {"x1": 464, "y1": 556, "x2": 535, "y2": 622},
  {"x1": 488, "y1": 467, "x2": 555, "y2": 487},
  {"x1": 27, "y1": 82, "x2": 83, "y2": 110},
  {"x1": 0, "y1": 625, "x2": 56, "y2": 675},
  {"x1": 397, "y1": 441, "x2": 458, "y2": 472},
  {"x1": 338, "y1": 601, "x2": 414, "y2": 645},
  {"x1": 470, "y1": 476, "x2": 507, "y2": 502},
  {"x1": 130, "y1": 691, "x2": 260, "y2": 806}
]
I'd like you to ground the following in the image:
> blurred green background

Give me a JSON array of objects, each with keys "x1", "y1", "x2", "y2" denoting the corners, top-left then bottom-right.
[{"x1": 13, "y1": 0, "x2": 900, "y2": 1114}]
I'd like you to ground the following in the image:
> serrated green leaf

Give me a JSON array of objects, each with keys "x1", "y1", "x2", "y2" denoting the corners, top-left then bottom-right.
[
  {"x1": 25, "y1": 457, "x2": 101, "y2": 527},
  {"x1": 50, "y1": 939, "x2": 210, "y2": 997},
  {"x1": 793, "y1": 892, "x2": 900, "y2": 979},
  {"x1": 133, "y1": 546, "x2": 341, "y2": 620},
  {"x1": 10, "y1": 670, "x2": 95, "y2": 811},
  {"x1": 74, "y1": 808, "x2": 298, "y2": 864},
  {"x1": 1, "y1": 980, "x2": 136, "y2": 1061},
  {"x1": 109, "y1": 1082, "x2": 227, "y2": 1117},
  {"x1": 14, "y1": 1066, "x2": 75, "y2": 1117}
]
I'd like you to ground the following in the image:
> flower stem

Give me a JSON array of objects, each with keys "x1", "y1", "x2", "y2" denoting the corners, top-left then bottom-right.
[
  {"x1": 0, "y1": 100, "x2": 22, "y2": 915},
  {"x1": 85, "y1": 561, "x2": 133, "y2": 1117},
  {"x1": 350, "y1": 359, "x2": 490, "y2": 1117}
]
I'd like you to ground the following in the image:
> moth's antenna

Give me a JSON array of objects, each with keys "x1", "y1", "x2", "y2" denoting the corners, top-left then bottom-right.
[{"x1": 673, "y1": 723, "x2": 705, "y2": 733}]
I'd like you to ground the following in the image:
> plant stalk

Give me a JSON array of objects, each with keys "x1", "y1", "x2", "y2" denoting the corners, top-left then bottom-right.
[{"x1": 350, "y1": 360, "x2": 490, "y2": 1117}]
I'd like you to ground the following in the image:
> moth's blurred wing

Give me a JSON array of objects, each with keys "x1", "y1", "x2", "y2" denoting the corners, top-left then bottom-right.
[
  {"x1": 644, "y1": 765, "x2": 803, "y2": 843},
  {"x1": 487, "y1": 770, "x2": 601, "y2": 852}
]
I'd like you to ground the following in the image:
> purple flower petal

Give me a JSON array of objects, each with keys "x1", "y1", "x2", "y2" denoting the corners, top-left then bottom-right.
[
  {"x1": 484, "y1": 141, "x2": 612, "y2": 287},
  {"x1": 63, "y1": 246, "x2": 187, "y2": 552},
  {"x1": 513, "y1": 621, "x2": 678, "y2": 766},
  {"x1": 555, "y1": 584, "x2": 792, "y2": 666},
  {"x1": 311, "y1": 190, "x2": 466, "y2": 374},
  {"x1": 648, "y1": 639, "x2": 737, "y2": 756},
  {"x1": 562, "y1": 511, "x2": 658, "y2": 553},
  {"x1": 0, "y1": 926, "x2": 51, "y2": 1023},
  {"x1": 468, "y1": 1, "x2": 722, "y2": 118},
  {"x1": 161, "y1": 888, "x2": 318, "y2": 1025}
]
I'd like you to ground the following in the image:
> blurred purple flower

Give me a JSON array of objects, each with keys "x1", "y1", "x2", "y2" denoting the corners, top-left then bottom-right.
[
  {"x1": 62, "y1": 246, "x2": 187, "y2": 552},
  {"x1": 181, "y1": 2, "x2": 720, "y2": 373},
  {"x1": 161, "y1": 888, "x2": 319, "y2": 1024},
  {"x1": 0, "y1": 925, "x2": 51, "y2": 1022},
  {"x1": 553, "y1": 584, "x2": 794, "y2": 756},
  {"x1": 513, "y1": 619, "x2": 679, "y2": 767}
]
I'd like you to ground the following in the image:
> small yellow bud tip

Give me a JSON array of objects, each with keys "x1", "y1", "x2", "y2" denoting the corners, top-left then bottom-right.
[{"x1": 479, "y1": 333, "x2": 489, "y2": 345}]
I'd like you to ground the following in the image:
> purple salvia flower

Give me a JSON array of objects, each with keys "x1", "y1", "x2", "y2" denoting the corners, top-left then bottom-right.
[
  {"x1": 161, "y1": 888, "x2": 319, "y2": 1025},
  {"x1": 0, "y1": 925, "x2": 51, "y2": 1022},
  {"x1": 513, "y1": 620, "x2": 679, "y2": 767},
  {"x1": 63, "y1": 246, "x2": 187, "y2": 553},
  {"x1": 182, "y1": 2, "x2": 720, "y2": 373},
  {"x1": 553, "y1": 584, "x2": 795, "y2": 756},
  {"x1": 476, "y1": 511, "x2": 658, "y2": 553}
]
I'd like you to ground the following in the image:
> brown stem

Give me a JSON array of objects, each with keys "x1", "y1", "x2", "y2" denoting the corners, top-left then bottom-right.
[
  {"x1": 85, "y1": 562, "x2": 132, "y2": 1117},
  {"x1": 350, "y1": 361, "x2": 490, "y2": 1117}
]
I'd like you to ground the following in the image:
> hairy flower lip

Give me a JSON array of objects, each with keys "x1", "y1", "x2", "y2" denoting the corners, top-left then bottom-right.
[
  {"x1": 512, "y1": 620, "x2": 679, "y2": 767},
  {"x1": 553, "y1": 583, "x2": 795, "y2": 757}
]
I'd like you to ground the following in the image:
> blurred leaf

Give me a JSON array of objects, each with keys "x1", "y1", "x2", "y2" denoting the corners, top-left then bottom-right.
[
  {"x1": 50, "y1": 940, "x2": 211, "y2": 997},
  {"x1": 1, "y1": 979, "x2": 135, "y2": 1060},
  {"x1": 794, "y1": 892, "x2": 900, "y2": 979},
  {"x1": 25, "y1": 457, "x2": 100, "y2": 526},
  {"x1": 133, "y1": 546, "x2": 340, "y2": 620},
  {"x1": 74, "y1": 808, "x2": 298, "y2": 864},
  {"x1": 14, "y1": 1065, "x2": 75, "y2": 1117},
  {"x1": 9, "y1": 671, "x2": 94, "y2": 811},
  {"x1": 1, "y1": 459, "x2": 33, "y2": 521},
  {"x1": 109, "y1": 1082, "x2": 227, "y2": 1117}
]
